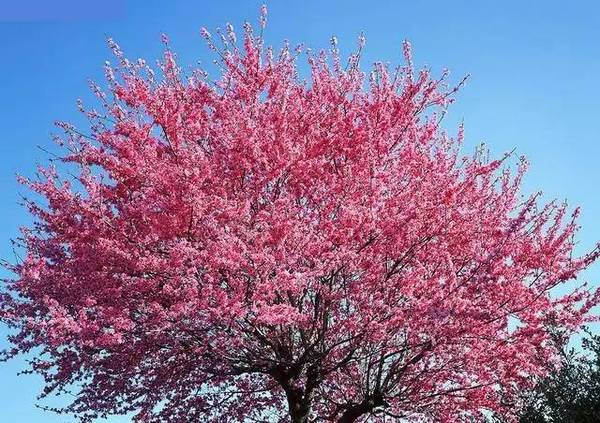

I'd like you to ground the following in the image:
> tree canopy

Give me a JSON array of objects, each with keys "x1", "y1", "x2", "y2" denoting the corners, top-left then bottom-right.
[{"x1": 2, "y1": 7, "x2": 599, "y2": 423}]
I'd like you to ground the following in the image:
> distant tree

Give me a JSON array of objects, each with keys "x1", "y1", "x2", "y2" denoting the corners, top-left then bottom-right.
[
  {"x1": 2, "y1": 6, "x2": 600, "y2": 423},
  {"x1": 510, "y1": 331, "x2": 600, "y2": 423}
]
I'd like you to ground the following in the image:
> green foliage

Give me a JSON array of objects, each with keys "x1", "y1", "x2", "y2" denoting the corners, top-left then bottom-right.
[{"x1": 499, "y1": 330, "x2": 600, "y2": 423}]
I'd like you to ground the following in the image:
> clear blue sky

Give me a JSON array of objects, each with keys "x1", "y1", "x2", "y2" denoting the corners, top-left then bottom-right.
[{"x1": 1, "y1": 0, "x2": 599, "y2": 421}]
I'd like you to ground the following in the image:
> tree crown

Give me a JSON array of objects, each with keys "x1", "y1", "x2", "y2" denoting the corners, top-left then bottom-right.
[{"x1": 2, "y1": 7, "x2": 599, "y2": 423}]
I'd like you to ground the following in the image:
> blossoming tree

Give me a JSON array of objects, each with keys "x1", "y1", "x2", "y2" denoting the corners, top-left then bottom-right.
[{"x1": 2, "y1": 7, "x2": 599, "y2": 423}]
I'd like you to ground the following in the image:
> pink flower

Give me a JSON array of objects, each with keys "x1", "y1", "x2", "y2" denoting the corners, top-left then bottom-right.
[{"x1": 3, "y1": 6, "x2": 598, "y2": 423}]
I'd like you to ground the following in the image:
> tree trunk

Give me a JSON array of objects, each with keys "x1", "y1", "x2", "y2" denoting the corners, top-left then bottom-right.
[
  {"x1": 288, "y1": 403, "x2": 310, "y2": 423},
  {"x1": 278, "y1": 363, "x2": 321, "y2": 423},
  {"x1": 281, "y1": 382, "x2": 311, "y2": 423},
  {"x1": 286, "y1": 390, "x2": 310, "y2": 423}
]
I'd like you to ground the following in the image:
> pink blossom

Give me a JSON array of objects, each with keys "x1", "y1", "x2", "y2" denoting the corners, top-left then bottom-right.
[{"x1": 2, "y1": 8, "x2": 599, "y2": 423}]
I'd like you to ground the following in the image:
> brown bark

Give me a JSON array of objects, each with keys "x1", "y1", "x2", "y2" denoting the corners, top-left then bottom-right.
[
  {"x1": 284, "y1": 378, "x2": 319, "y2": 423},
  {"x1": 336, "y1": 393, "x2": 387, "y2": 423}
]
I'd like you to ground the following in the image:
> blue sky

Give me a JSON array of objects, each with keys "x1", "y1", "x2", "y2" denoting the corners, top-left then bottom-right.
[{"x1": 1, "y1": 0, "x2": 599, "y2": 421}]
